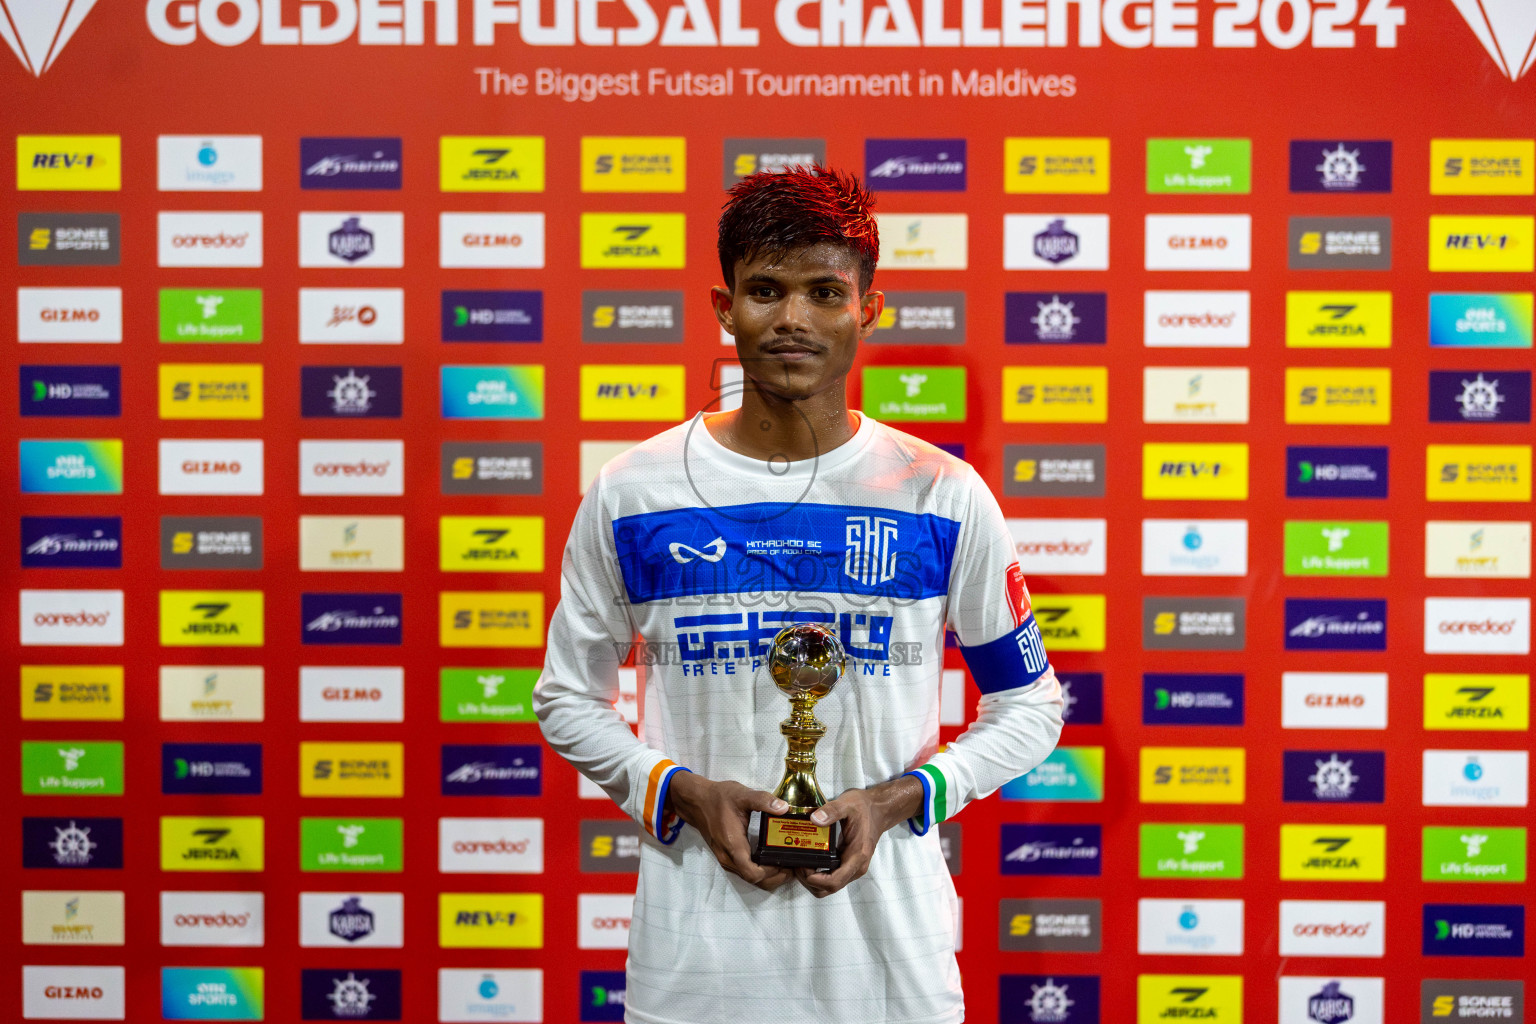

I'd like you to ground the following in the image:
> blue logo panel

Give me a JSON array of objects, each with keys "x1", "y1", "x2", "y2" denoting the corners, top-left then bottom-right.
[
  {"x1": 580, "y1": 971, "x2": 627, "y2": 1023},
  {"x1": 1005, "y1": 292, "x2": 1108, "y2": 345},
  {"x1": 162, "y1": 743, "x2": 263, "y2": 795},
  {"x1": 1423, "y1": 904, "x2": 1525, "y2": 957},
  {"x1": 1142, "y1": 674, "x2": 1244, "y2": 725},
  {"x1": 1059, "y1": 672, "x2": 1104, "y2": 726},
  {"x1": 22, "y1": 816, "x2": 124, "y2": 868},
  {"x1": 864, "y1": 139, "x2": 966, "y2": 191},
  {"x1": 20, "y1": 365, "x2": 120, "y2": 416},
  {"x1": 612, "y1": 502, "x2": 959, "y2": 604},
  {"x1": 300, "y1": 968, "x2": 402, "y2": 1020},
  {"x1": 21, "y1": 516, "x2": 122, "y2": 568},
  {"x1": 301, "y1": 593, "x2": 403, "y2": 645},
  {"x1": 1429, "y1": 370, "x2": 1531, "y2": 423},
  {"x1": 1286, "y1": 446, "x2": 1389, "y2": 499},
  {"x1": 441, "y1": 744, "x2": 542, "y2": 796},
  {"x1": 999, "y1": 824, "x2": 1102, "y2": 876},
  {"x1": 1289, "y1": 139, "x2": 1393, "y2": 192},
  {"x1": 300, "y1": 137, "x2": 402, "y2": 189},
  {"x1": 300, "y1": 366, "x2": 403, "y2": 418},
  {"x1": 1284, "y1": 599, "x2": 1387, "y2": 651},
  {"x1": 1000, "y1": 975, "x2": 1100, "y2": 1023},
  {"x1": 442, "y1": 290, "x2": 543, "y2": 342},
  {"x1": 1282, "y1": 750, "x2": 1386, "y2": 803}
]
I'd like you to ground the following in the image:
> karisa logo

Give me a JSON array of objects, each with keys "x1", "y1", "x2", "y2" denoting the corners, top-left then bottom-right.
[
  {"x1": 1, "y1": 0, "x2": 99, "y2": 75},
  {"x1": 1449, "y1": 0, "x2": 1536, "y2": 81}
]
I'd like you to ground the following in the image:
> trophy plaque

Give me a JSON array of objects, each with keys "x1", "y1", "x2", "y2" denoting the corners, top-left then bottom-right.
[{"x1": 752, "y1": 622, "x2": 847, "y2": 870}]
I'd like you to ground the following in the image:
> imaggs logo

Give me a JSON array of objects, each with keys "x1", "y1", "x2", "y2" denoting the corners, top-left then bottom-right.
[
  {"x1": 1449, "y1": 0, "x2": 1536, "y2": 81},
  {"x1": 0, "y1": 0, "x2": 99, "y2": 75}
]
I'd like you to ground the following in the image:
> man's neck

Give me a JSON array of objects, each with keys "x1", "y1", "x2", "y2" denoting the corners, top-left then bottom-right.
[{"x1": 704, "y1": 384, "x2": 858, "y2": 463}]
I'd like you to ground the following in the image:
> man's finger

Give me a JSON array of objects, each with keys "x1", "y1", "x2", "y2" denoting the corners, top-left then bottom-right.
[
  {"x1": 808, "y1": 799, "x2": 849, "y2": 826},
  {"x1": 796, "y1": 849, "x2": 870, "y2": 897},
  {"x1": 740, "y1": 789, "x2": 790, "y2": 815}
]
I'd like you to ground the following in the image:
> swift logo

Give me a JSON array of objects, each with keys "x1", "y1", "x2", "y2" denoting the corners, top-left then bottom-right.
[
  {"x1": 0, "y1": 0, "x2": 99, "y2": 76},
  {"x1": 1449, "y1": 0, "x2": 1536, "y2": 81}
]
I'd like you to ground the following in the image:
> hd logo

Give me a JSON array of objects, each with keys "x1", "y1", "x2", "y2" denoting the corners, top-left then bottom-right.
[
  {"x1": 1285, "y1": 292, "x2": 1392, "y2": 348},
  {"x1": 439, "y1": 136, "x2": 545, "y2": 192},
  {"x1": 160, "y1": 816, "x2": 265, "y2": 872},
  {"x1": 580, "y1": 213, "x2": 685, "y2": 268},
  {"x1": 159, "y1": 590, "x2": 264, "y2": 647},
  {"x1": 1137, "y1": 976, "x2": 1242, "y2": 1022},
  {"x1": 439, "y1": 517, "x2": 544, "y2": 572}
]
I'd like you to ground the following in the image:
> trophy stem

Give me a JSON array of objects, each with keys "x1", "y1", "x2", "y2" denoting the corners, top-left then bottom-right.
[{"x1": 772, "y1": 696, "x2": 828, "y2": 814}]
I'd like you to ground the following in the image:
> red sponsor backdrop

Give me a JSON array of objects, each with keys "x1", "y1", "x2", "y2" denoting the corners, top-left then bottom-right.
[{"x1": 4, "y1": 1, "x2": 1534, "y2": 1021}]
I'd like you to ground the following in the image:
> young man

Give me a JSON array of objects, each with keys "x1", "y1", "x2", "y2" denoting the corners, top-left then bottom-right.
[{"x1": 536, "y1": 167, "x2": 1063, "y2": 1024}]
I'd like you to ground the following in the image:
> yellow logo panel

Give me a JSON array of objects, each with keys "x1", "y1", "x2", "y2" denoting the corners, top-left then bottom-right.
[
  {"x1": 299, "y1": 742, "x2": 404, "y2": 798},
  {"x1": 440, "y1": 136, "x2": 545, "y2": 192},
  {"x1": 1280, "y1": 824, "x2": 1386, "y2": 881},
  {"x1": 580, "y1": 213, "x2": 686, "y2": 268},
  {"x1": 439, "y1": 893, "x2": 544, "y2": 948},
  {"x1": 159, "y1": 364, "x2": 264, "y2": 419},
  {"x1": 1429, "y1": 216, "x2": 1535, "y2": 272},
  {"x1": 580, "y1": 364, "x2": 686, "y2": 422},
  {"x1": 1142, "y1": 444, "x2": 1249, "y2": 500},
  {"x1": 1029, "y1": 595, "x2": 1106, "y2": 652},
  {"x1": 1003, "y1": 366, "x2": 1108, "y2": 423},
  {"x1": 160, "y1": 590, "x2": 265, "y2": 647},
  {"x1": 1004, "y1": 138, "x2": 1110, "y2": 194},
  {"x1": 440, "y1": 592, "x2": 546, "y2": 648},
  {"x1": 1424, "y1": 674, "x2": 1529, "y2": 731},
  {"x1": 1431, "y1": 139, "x2": 1535, "y2": 195},
  {"x1": 20, "y1": 665, "x2": 123, "y2": 721},
  {"x1": 581, "y1": 136, "x2": 686, "y2": 193},
  {"x1": 1140, "y1": 747, "x2": 1246, "y2": 804},
  {"x1": 1285, "y1": 368, "x2": 1391, "y2": 424},
  {"x1": 440, "y1": 516, "x2": 544, "y2": 572},
  {"x1": 1426, "y1": 445, "x2": 1532, "y2": 502},
  {"x1": 160, "y1": 816, "x2": 265, "y2": 872},
  {"x1": 1137, "y1": 975, "x2": 1243, "y2": 1023},
  {"x1": 1285, "y1": 291, "x2": 1392, "y2": 348},
  {"x1": 17, "y1": 135, "x2": 121, "y2": 191}
]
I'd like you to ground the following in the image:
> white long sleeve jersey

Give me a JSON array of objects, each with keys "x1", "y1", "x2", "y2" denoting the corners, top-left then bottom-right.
[{"x1": 535, "y1": 412, "x2": 1064, "y2": 1024}]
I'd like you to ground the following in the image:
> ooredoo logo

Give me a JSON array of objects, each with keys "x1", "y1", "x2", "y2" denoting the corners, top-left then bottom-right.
[
  {"x1": 160, "y1": 892, "x2": 265, "y2": 947},
  {"x1": 158, "y1": 213, "x2": 263, "y2": 267},
  {"x1": 439, "y1": 818, "x2": 545, "y2": 874},
  {"x1": 1144, "y1": 291, "x2": 1251, "y2": 348},
  {"x1": 300, "y1": 440, "x2": 404, "y2": 496},
  {"x1": 578, "y1": 893, "x2": 634, "y2": 950},
  {"x1": 20, "y1": 590, "x2": 123, "y2": 647},
  {"x1": 1424, "y1": 597, "x2": 1531, "y2": 655},
  {"x1": 1279, "y1": 900, "x2": 1385, "y2": 957}
]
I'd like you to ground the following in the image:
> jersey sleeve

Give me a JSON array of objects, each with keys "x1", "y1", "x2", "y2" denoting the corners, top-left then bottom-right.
[
  {"x1": 903, "y1": 467, "x2": 1064, "y2": 834},
  {"x1": 533, "y1": 474, "x2": 690, "y2": 845}
]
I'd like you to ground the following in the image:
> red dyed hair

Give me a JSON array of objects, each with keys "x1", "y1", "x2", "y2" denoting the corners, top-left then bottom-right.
[{"x1": 717, "y1": 165, "x2": 879, "y2": 294}]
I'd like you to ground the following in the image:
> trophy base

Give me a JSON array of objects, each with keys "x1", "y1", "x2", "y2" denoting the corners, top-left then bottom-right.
[{"x1": 751, "y1": 812, "x2": 842, "y2": 870}]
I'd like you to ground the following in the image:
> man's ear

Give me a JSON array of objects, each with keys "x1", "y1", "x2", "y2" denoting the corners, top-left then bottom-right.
[
  {"x1": 858, "y1": 289, "x2": 886, "y2": 340},
  {"x1": 711, "y1": 285, "x2": 735, "y2": 335}
]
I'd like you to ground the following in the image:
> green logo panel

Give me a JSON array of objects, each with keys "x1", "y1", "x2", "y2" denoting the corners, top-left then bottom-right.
[
  {"x1": 21, "y1": 740, "x2": 124, "y2": 795},
  {"x1": 861, "y1": 366, "x2": 967, "y2": 422},
  {"x1": 1147, "y1": 138, "x2": 1252, "y2": 194},
  {"x1": 300, "y1": 817, "x2": 403, "y2": 872},
  {"x1": 440, "y1": 668, "x2": 538, "y2": 722},
  {"x1": 1423, "y1": 826, "x2": 1526, "y2": 882},
  {"x1": 1283, "y1": 521, "x2": 1389, "y2": 576},
  {"x1": 159, "y1": 288, "x2": 263, "y2": 343},
  {"x1": 1139, "y1": 823, "x2": 1244, "y2": 878}
]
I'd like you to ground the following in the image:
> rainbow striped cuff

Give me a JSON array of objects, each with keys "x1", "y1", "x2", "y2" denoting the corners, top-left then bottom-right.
[
  {"x1": 643, "y1": 760, "x2": 690, "y2": 845},
  {"x1": 904, "y1": 764, "x2": 949, "y2": 836}
]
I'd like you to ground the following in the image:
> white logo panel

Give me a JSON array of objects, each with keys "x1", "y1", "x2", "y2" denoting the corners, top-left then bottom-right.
[
  {"x1": 1143, "y1": 367, "x2": 1250, "y2": 423},
  {"x1": 158, "y1": 440, "x2": 264, "y2": 496},
  {"x1": 299, "y1": 667, "x2": 404, "y2": 722},
  {"x1": 160, "y1": 891, "x2": 265, "y2": 947},
  {"x1": 1424, "y1": 597, "x2": 1531, "y2": 654},
  {"x1": 1281, "y1": 672, "x2": 1388, "y2": 729},
  {"x1": 1141, "y1": 520, "x2": 1249, "y2": 577},
  {"x1": 1003, "y1": 214, "x2": 1110, "y2": 270},
  {"x1": 438, "y1": 818, "x2": 545, "y2": 874},
  {"x1": 578, "y1": 893, "x2": 634, "y2": 950},
  {"x1": 1144, "y1": 291, "x2": 1251, "y2": 348},
  {"x1": 22, "y1": 966, "x2": 126, "y2": 1020},
  {"x1": 299, "y1": 440, "x2": 404, "y2": 496},
  {"x1": 1007, "y1": 519, "x2": 1107, "y2": 576},
  {"x1": 18, "y1": 288, "x2": 122, "y2": 343},
  {"x1": 1136, "y1": 898, "x2": 1244, "y2": 955},
  {"x1": 298, "y1": 288, "x2": 405, "y2": 344},
  {"x1": 1277, "y1": 977, "x2": 1384, "y2": 1024},
  {"x1": 298, "y1": 892, "x2": 404, "y2": 948},
  {"x1": 157, "y1": 136, "x2": 263, "y2": 192},
  {"x1": 158, "y1": 212, "x2": 263, "y2": 267},
  {"x1": 440, "y1": 213, "x2": 547, "y2": 268},
  {"x1": 438, "y1": 968, "x2": 543, "y2": 1023},
  {"x1": 1422, "y1": 750, "x2": 1529, "y2": 807},
  {"x1": 20, "y1": 590, "x2": 123, "y2": 647},
  {"x1": 1425, "y1": 521, "x2": 1531, "y2": 578},
  {"x1": 877, "y1": 213, "x2": 969, "y2": 269},
  {"x1": 1278, "y1": 901, "x2": 1386, "y2": 957},
  {"x1": 1145, "y1": 215, "x2": 1252, "y2": 271},
  {"x1": 299, "y1": 212, "x2": 404, "y2": 268}
]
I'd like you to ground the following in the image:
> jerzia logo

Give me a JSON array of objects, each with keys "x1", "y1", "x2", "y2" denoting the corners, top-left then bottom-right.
[{"x1": 1, "y1": 0, "x2": 99, "y2": 75}]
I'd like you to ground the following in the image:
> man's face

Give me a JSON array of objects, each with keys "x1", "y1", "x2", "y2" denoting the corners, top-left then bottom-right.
[{"x1": 712, "y1": 242, "x2": 883, "y2": 402}]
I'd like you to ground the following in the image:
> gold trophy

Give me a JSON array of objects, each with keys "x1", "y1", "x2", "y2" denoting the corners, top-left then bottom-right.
[{"x1": 752, "y1": 622, "x2": 847, "y2": 870}]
